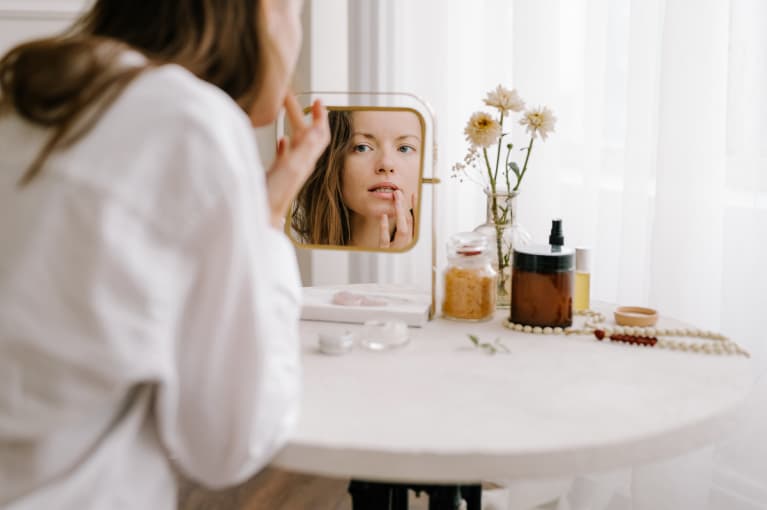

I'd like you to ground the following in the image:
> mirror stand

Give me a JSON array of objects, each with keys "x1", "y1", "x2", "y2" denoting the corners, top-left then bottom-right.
[{"x1": 277, "y1": 92, "x2": 439, "y2": 325}]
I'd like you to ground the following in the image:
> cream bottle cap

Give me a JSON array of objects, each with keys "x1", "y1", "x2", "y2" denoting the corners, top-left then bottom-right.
[{"x1": 575, "y1": 247, "x2": 592, "y2": 272}]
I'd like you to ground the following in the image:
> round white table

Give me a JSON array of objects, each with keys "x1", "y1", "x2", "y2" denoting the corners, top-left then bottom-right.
[{"x1": 273, "y1": 306, "x2": 754, "y2": 505}]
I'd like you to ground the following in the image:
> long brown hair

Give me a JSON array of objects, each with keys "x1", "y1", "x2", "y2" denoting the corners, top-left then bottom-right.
[
  {"x1": 0, "y1": 0, "x2": 265, "y2": 186},
  {"x1": 291, "y1": 110, "x2": 353, "y2": 245}
]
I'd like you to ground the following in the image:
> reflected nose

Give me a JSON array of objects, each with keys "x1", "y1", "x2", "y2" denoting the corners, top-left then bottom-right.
[{"x1": 375, "y1": 150, "x2": 396, "y2": 174}]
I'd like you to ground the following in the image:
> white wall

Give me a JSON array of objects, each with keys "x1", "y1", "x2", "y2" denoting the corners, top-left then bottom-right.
[{"x1": 0, "y1": 0, "x2": 87, "y2": 54}]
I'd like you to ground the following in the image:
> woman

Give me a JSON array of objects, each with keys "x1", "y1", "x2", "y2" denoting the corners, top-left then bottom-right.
[
  {"x1": 0, "y1": 0, "x2": 329, "y2": 508},
  {"x1": 291, "y1": 109, "x2": 422, "y2": 249}
]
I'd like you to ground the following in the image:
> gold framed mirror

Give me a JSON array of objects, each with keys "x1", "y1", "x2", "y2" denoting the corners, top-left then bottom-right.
[
  {"x1": 277, "y1": 92, "x2": 439, "y2": 321},
  {"x1": 287, "y1": 106, "x2": 425, "y2": 252}
]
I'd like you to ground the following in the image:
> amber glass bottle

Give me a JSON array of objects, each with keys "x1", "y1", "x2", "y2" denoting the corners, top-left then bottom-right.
[
  {"x1": 510, "y1": 244, "x2": 574, "y2": 327},
  {"x1": 510, "y1": 220, "x2": 575, "y2": 328}
]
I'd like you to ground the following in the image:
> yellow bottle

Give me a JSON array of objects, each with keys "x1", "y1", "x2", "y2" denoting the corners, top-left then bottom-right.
[{"x1": 574, "y1": 247, "x2": 591, "y2": 312}]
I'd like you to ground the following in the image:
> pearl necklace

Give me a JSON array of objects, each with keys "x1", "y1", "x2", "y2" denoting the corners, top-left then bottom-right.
[{"x1": 502, "y1": 310, "x2": 750, "y2": 357}]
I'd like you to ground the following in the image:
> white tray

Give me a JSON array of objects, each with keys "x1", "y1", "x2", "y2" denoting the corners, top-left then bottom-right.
[{"x1": 300, "y1": 284, "x2": 431, "y2": 327}]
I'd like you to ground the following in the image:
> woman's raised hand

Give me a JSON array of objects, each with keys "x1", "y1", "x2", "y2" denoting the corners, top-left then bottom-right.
[
  {"x1": 266, "y1": 95, "x2": 329, "y2": 229},
  {"x1": 378, "y1": 190, "x2": 414, "y2": 249}
]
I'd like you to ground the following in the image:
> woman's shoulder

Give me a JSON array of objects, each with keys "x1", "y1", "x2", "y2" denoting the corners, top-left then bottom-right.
[
  {"x1": 117, "y1": 63, "x2": 252, "y2": 136},
  {"x1": 58, "y1": 63, "x2": 262, "y2": 238}
]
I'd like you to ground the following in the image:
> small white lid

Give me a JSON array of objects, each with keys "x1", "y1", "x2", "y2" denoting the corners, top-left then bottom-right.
[
  {"x1": 575, "y1": 247, "x2": 592, "y2": 272},
  {"x1": 318, "y1": 330, "x2": 354, "y2": 355}
]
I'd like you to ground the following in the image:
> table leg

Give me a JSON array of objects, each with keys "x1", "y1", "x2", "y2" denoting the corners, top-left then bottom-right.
[
  {"x1": 348, "y1": 480, "x2": 482, "y2": 510},
  {"x1": 427, "y1": 486, "x2": 462, "y2": 510},
  {"x1": 391, "y1": 485, "x2": 410, "y2": 509},
  {"x1": 460, "y1": 485, "x2": 482, "y2": 510},
  {"x1": 422, "y1": 484, "x2": 483, "y2": 510},
  {"x1": 348, "y1": 480, "x2": 409, "y2": 510}
]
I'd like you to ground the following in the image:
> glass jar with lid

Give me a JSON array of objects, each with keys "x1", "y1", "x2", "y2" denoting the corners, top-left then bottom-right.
[
  {"x1": 510, "y1": 243, "x2": 574, "y2": 327},
  {"x1": 442, "y1": 232, "x2": 497, "y2": 321}
]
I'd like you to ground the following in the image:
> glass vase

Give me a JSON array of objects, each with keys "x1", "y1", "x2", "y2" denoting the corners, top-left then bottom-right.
[{"x1": 473, "y1": 189, "x2": 531, "y2": 308}]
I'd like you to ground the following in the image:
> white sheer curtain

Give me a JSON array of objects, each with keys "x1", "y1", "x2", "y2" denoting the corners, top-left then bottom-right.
[{"x1": 347, "y1": 0, "x2": 767, "y2": 508}]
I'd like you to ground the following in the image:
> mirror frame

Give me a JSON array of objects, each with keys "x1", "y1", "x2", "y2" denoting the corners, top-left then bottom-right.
[
  {"x1": 286, "y1": 105, "x2": 425, "y2": 253},
  {"x1": 277, "y1": 92, "x2": 440, "y2": 319}
]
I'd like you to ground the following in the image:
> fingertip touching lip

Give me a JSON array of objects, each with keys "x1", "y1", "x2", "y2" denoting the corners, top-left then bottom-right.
[{"x1": 367, "y1": 182, "x2": 400, "y2": 192}]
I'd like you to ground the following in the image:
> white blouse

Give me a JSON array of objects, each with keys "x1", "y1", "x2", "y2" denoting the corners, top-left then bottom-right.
[{"x1": 0, "y1": 64, "x2": 302, "y2": 509}]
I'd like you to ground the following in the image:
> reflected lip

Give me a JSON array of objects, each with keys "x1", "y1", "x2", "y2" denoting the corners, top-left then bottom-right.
[{"x1": 367, "y1": 182, "x2": 399, "y2": 192}]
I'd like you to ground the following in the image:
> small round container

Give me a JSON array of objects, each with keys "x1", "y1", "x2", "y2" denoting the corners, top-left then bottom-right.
[
  {"x1": 614, "y1": 306, "x2": 658, "y2": 327},
  {"x1": 359, "y1": 320, "x2": 409, "y2": 351},
  {"x1": 510, "y1": 244, "x2": 575, "y2": 327},
  {"x1": 318, "y1": 330, "x2": 354, "y2": 355},
  {"x1": 442, "y1": 232, "x2": 497, "y2": 321}
]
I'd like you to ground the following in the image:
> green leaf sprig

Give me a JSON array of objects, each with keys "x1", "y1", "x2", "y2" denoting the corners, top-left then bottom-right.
[{"x1": 468, "y1": 334, "x2": 510, "y2": 355}]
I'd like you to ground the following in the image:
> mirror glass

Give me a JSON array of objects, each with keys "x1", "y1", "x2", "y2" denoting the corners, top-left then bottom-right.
[{"x1": 279, "y1": 93, "x2": 435, "y2": 253}]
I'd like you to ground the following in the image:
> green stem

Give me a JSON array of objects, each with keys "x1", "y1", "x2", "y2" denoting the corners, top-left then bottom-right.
[
  {"x1": 513, "y1": 136, "x2": 535, "y2": 191},
  {"x1": 493, "y1": 114, "x2": 504, "y2": 184},
  {"x1": 504, "y1": 144, "x2": 512, "y2": 192},
  {"x1": 483, "y1": 142, "x2": 507, "y2": 295},
  {"x1": 482, "y1": 147, "x2": 495, "y2": 191},
  {"x1": 494, "y1": 218, "x2": 504, "y2": 294}
]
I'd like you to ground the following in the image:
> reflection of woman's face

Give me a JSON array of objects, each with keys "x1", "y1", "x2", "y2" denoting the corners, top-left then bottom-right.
[{"x1": 341, "y1": 110, "x2": 421, "y2": 221}]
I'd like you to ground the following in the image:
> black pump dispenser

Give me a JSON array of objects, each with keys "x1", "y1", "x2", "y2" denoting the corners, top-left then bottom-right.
[{"x1": 548, "y1": 219, "x2": 564, "y2": 247}]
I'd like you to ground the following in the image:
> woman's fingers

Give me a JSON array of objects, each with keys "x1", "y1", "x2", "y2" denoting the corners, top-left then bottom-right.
[
  {"x1": 274, "y1": 99, "x2": 329, "y2": 178},
  {"x1": 394, "y1": 190, "x2": 409, "y2": 236},
  {"x1": 379, "y1": 191, "x2": 414, "y2": 249},
  {"x1": 265, "y1": 98, "x2": 329, "y2": 229},
  {"x1": 389, "y1": 190, "x2": 412, "y2": 248},
  {"x1": 287, "y1": 100, "x2": 329, "y2": 164},
  {"x1": 276, "y1": 136, "x2": 290, "y2": 156},
  {"x1": 302, "y1": 100, "x2": 330, "y2": 157},
  {"x1": 311, "y1": 98, "x2": 326, "y2": 128},
  {"x1": 283, "y1": 96, "x2": 329, "y2": 148},
  {"x1": 283, "y1": 93, "x2": 307, "y2": 138},
  {"x1": 379, "y1": 215, "x2": 391, "y2": 248}
]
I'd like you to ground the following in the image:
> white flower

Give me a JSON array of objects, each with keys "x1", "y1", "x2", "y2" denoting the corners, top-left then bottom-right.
[
  {"x1": 464, "y1": 111, "x2": 501, "y2": 148},
  {"x1": 464, "y1": 146, "x2": 480, "y2": 165},
  {"x1": 483, "y1": 85, "x2": 525, "y2": 116},
  {"x1": 519, "y1": 106, "x2": 557, "y2": 141}
]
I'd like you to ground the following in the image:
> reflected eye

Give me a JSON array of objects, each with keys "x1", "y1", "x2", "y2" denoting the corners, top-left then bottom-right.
[
  {"x1": 398, "y1": 145, "x2": 416, "y2": 154},
  {"x1": 352, "y1": 144, "x2": 373, "y2": 153}
]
